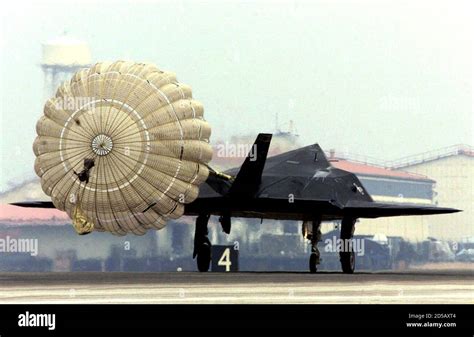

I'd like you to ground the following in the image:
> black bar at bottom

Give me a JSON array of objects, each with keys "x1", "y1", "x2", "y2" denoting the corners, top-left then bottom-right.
[{"x1": 0, "y1": 304, "x2": 471, "y2": 337}]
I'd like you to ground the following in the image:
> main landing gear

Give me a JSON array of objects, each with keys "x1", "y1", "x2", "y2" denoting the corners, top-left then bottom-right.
[
  {"x1": 193, "y1": 214, "x2": 232, "y2": 272},
  {"x1": 302, "y1": 217, "x2": 322, "y2": 273},
  {"x1": 303, "y1": 216, "x2": 357, "y2": 274},
  {"x1": 194, "y1": 214, "x2": 211, "y2": 272},
  {"x1": 340, "y1": 217, "x2": 356, "y2": 274}
]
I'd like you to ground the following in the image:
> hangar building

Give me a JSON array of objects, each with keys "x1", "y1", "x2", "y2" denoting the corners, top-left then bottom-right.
[
  {"x1": 327, "y1": 144, "x2": 473, "y2": 242},
  {"x1": 390, "y1": 144, "x2": 473, "y2": 241},
  {"x1": 322, "y1": 153, "x2": 435, "y2": 241}
]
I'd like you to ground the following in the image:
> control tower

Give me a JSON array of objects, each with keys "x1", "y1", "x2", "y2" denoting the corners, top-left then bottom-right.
[{"x1": 41, "y1": 34, "x2": 92, "y2": 99}]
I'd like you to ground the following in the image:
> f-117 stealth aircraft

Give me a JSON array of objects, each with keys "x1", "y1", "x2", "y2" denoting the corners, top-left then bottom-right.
[
  {"x1": 185, "y1": 134, "x2": 460, "y2": 273},
  {"x1": 12, "y1": 133, "x2": 460, "y2": 273}
]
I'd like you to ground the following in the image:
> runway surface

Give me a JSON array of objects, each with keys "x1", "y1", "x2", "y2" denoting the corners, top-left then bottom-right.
[{"x1": 0, "y1": 269, "x2": 472, "y2": 304}]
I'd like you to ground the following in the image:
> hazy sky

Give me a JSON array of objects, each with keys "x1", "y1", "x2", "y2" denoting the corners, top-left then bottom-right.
[{"x1": 0, "y1": 0, "x2": 472, "y2": 191}]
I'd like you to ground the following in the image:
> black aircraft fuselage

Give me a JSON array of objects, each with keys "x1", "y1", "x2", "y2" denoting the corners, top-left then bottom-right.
[{"x1": 184, "y1": 133, "x2": 458, "y2": 221}]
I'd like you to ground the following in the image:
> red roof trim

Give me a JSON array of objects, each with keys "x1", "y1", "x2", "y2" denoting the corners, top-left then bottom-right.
[{"x1": 332, "y1": 159, "x2": 433, "y2": 182}]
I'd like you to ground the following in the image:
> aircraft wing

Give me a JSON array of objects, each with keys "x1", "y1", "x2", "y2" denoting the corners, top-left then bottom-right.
[
  {"x1": 343, "y1": 200, "x2": 461, "y2": 218},
  {"x1": 9, "y1": 201, "x2": 55, "y2": 208}
]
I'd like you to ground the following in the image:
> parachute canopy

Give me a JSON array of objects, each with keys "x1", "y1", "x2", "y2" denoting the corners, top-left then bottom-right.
[{"x1": 34, "y1": 61, "x2": 213, "y2": 235}]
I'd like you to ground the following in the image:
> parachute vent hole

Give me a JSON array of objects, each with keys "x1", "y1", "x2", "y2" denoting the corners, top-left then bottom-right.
[{"x1": 91, "y1": 134, "x2": 113, "y2": 156}]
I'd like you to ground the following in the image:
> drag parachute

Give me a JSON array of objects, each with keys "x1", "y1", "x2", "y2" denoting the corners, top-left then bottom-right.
[{"x1": 34, "y1": 61, "x2": 213, "y2": 235}]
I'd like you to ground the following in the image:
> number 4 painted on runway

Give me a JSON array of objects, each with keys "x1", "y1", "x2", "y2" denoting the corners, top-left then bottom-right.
[{"x1": 218, "y1": 248, "x2": 232, "y2": 272}]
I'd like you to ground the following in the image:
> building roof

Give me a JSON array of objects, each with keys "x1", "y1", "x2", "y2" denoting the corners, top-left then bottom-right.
[
  {"x1": 0, "y1": 204, "x2": 68, "y2": 225},
  {"x1": 392, "y1": 144, "x2": 473, "y2": 169},
  {"x1": 331, "y1": 159, "x2": 434, "y2": 182}
]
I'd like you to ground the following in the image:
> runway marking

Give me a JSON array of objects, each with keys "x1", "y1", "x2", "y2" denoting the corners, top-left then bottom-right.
[
  {"x1": 1, "y1": 271, "x2": 472, "y2": 304},
  {"x1": 1, "y1": 282, "x2": 472, "y2": 304}
]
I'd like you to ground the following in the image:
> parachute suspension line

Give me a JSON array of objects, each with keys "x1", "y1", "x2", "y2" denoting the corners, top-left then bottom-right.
[
  {"x1": 103, "y1": 74, "x2": 127, "y2": 133},
  {"x1": 104, "y1": 71, "x2": 167, "y2": 139},
  {"x1": 81, "y1": 80, "x2": 100, "y2": 136},
  {"x1": 106, "y1": 149, "x2": 171, "y2": 218},
  {"x1": 97, "y1": 154, "x2": 125, "y2": 234},
  {"x1": 207, "y1": 165, "x2": 234, "y2": 182},
  {"x1": 107, "y1": 144, "x2": 183, "y2": 227},
  {"x1": 103, "y1": 152, "x2": 145, "y2": 234},
  {"x1": 103, "y1": 150, "x2": 142, "y2": 233},
  {"x1": 70, "y1": 105, "x2": 102, "y2": 140},
  {"x1": 107, "y1": 146, "x2": 180, "y2": 210},
  {"x1": 105, "y1": 163, "x2": 127, "y2": 233},
  {"x1": 106, "y1": 76, "x2": 186, "y2": 198},
  {"x1": 105, "y1": 88, "x2": 157, "y2": 141},
  {"x1": 96, "y1": 75, "x2": 110, "y2": 134},
  {"x1": 44, "y1": 115, "x2": 93, "y2": 142},
  {"x1": 55, "y1": 108, "x2": 97, "y2": 141},
  {"x1": 103, "y1": 69, "x2": 145, "y2": 137},
  {"x1": 92, "y1": 155, "x2": 103, "y2": 231},
  {"x1": 101, "y1": 71, "x2": 126, "y2": 135}
]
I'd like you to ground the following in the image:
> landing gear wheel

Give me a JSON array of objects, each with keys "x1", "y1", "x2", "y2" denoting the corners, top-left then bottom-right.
[
  {"x1": 339, "y1": 217, "x2": 356, "y2": 274},
  {"x1": 340, "y1": 251, "x2": 355, "y2": 274},
  {"x1": 196, "y1": 239, "x2": 211, "y2": 272},
  {"x1": 303, "y1": 217, "x2": 322, "y2": 274},
  {"x1": 309, "y1": 253, "x2": 318, "y2": 273},
  {"x1": 194, "y1": 214, "x2": 211, "y2": 272}
]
